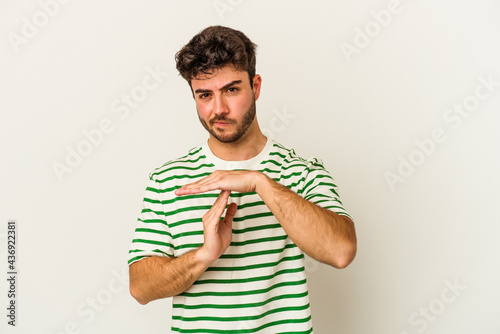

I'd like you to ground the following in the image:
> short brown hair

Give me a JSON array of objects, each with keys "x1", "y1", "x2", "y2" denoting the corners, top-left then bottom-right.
[{"x1": 175, "y1": 26, "x2": 257, "y2": 85}]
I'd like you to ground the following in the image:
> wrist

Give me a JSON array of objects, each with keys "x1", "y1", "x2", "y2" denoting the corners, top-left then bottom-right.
[
  {"x1": 194, "y1": 246, "x2": 215, "y2": 268},
  {"x1": 253, "y1": 171, "x2": 270, "y2": 195}
]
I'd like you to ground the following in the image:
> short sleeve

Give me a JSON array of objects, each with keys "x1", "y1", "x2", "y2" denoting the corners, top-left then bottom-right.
[
  {"x1": 300, "y1": 158, "x2": 353, "y2": 221},
  {"x1": 128, "y1": 175, "x2": 174, "y2": 265}
]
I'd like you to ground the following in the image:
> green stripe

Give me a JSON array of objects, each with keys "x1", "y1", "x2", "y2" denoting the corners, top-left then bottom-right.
[
  {"x1": 161, "y1": 153, "x2": 205, "y2": 168},
  {"x1": 134, "y1": 227, "x2": 171, "y2": 237},
  {"x1": 173, "y1": 230, "x2": 203, "y2": 239},
  {"x1": 171, "y1": 223, "x2": 281, "y2": 240},
  {"x1": 154, "y1": 147, "x2": 203, "y2": 170},
  {"x1": 157, "y1": 171, "x2": 212, "y2": 184},
  {"x1": 194, "y1": 266, "x2": 304, "y2": 285},
  {"x1": 143, "y1": 192, "x2": 263, "y2": 207},
  {"x1": 164, "y1": 205, "x2": 212, "y2": 217},
  {"x1": 161, "y1": 163, "x2": 214, "y2": 173},
  {"x1": 145, "y1": 186, "x2": 160, "y2": 193},
  {"x1": 314, "y1": 198, "x2": 343, "y2": 206},
  {"x1": 143, "y1": 197, "x2": 162, "y2": 204},
  {"x1": 322, "y1": 205, "x2": 347, "y2": 212},
  {"x1": 171, "y1": 315, "x2": 311, "y2": 333},
  {"x1": 170, "y1": 218, "x2": 202, "y2": 228},
  {"x1": 175, "y1": 243, "x2": 203, "y2": 250},
  {"x1": 127, "y1": 251, "x2": 174, "y2": 265},
  {"x1": 232, "y1": 223, "x2": 281, "y2": 234},
  {"x1": 258, "y1": 167, "x2": 280, "y2": 174},
  {"x1": 233, "y1": 212, "x2": 275, "y2": 222},
  {"x1": 219, "y1": 243, "x2": 297, "y2": 259},
  {"x1": 172, "y1": 303, "x2": 309, "y2": 322},
  {"x1": 259, "y1": 159, "x2": 281, "y2": 167},
  {"x1": 128, "y1": 249, "x2": 172, "y2": 256},
  {"x1": 303, "y1": 177, "x2": 337, "y2": 194},
  {"x1": 304, "y1": 193, "x2": 331, "y2": 201},
  {"x1": 173, "y1": 235, "x2": 291, "y2": 253},
  {"x1": 278, "y1": 171, "x2": 303, "y2": 180},
  {"x1": 229, "y1": 234, "x2": 288, "y2": 248},
  {"x1": 160, "y1": 193, "x2": 263, "y2": 206},
  {"x1": 236, "y1": 200, "x2": 265, "y2": 210},
  {"x1": 132, "y1": 238, "x2": 172, "y2": 248},
  {"x1": 207, "y1": 254, "x2": 302, "y2": 272},
  {"x1": 128, "y1": 248, "x2": 168, "y2": 254},
  {"x1": 269, "y1": 150, "x2": 287, "y2": 159},
  {"x1": 162, "y1": 204, "x2": 273, "y2": 218},
  {"x1": 279, "y1": 162, "x2": 307, "y2": 171},
  {"x1": 137, "y1": 218, "x2": 167, "y2": 225},
  {"x1": 161, "y1": 193, "x2": 218, "y2": 205},
  {"x1": 173, "y1": 291, "x2": 309, "y2": 310},
  {"x1": 141, "y1": 208, "x2": 164, "y2": 216},
  {"x1": 127, "y1": 255, "x2": 145, "y2": 264}
]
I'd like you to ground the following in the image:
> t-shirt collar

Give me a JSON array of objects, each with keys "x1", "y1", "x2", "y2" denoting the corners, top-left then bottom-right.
[{"x1": 202, "y1": 138, "x2": 273, "y2": 170}]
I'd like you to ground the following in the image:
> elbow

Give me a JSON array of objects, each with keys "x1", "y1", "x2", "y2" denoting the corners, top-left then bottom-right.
[
  {"x1": 318, "y1": 242, "x2": 356, "y2": 269},
  {"x1": 335, "y1": 218, "x2": 357, "y2": 269},
  {"x1": 332, "y1": 246, "x2": 356, "y2": 269},
  {"x1": 130, "y1": 283, "x2": 150, "y2": 305},
  {"x1": 129, "y1": 266, "x2": 150, "y2": 305},
  {"x1": 329, "y1": 233, "x2": 357, "y2": 269}
]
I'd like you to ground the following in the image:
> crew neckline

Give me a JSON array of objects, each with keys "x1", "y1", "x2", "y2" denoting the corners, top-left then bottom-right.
[{"x1": 202, "y1": 138, "x2": 274, "y2": 170}]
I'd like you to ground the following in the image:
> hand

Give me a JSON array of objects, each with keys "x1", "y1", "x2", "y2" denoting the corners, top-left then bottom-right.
[
  {"x1": 175, "y1": 170, "x2": 264, "y2": 196},
  {"x1": 198, "y1": 190, "x2": 238, "y2": 264}
]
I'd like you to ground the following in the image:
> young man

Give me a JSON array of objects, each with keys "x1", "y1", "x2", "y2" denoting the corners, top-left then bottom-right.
[{"x1": 128, "y1": 25, "x2": 356, "y2": 333}]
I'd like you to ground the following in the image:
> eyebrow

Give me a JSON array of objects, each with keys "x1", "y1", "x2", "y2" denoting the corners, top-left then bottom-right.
[{"x1": 194, "y1": 80, "x2": 242, "y2": 94}]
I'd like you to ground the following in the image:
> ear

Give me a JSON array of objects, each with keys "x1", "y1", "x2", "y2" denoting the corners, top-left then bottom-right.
[{"x1": 252, "y1": 74, "x2": 262, "y2": 100}]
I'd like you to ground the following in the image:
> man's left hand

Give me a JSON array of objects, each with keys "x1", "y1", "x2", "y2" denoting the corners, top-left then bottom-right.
[{"x1": 175, "y1": 170, "x2": 264, "y2": 196}]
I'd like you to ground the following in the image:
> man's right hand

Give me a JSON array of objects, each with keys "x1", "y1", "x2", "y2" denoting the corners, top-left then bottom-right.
[
  {"x1": 130, "y1": 190, "x2": 238, "y2": 304},
  {"x1": 197, "y1": 190, "x2": 238, "y2": 265}
]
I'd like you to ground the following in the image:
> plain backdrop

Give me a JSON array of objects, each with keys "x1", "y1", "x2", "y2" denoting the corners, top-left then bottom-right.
[{"x1": 1, "y1": 1, "x2": 499, "y2": 333}]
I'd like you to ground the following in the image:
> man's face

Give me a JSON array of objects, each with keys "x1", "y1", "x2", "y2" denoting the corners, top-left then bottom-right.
[{"x1": 191, "y1": 66, "x2": 261, "y2": 144}]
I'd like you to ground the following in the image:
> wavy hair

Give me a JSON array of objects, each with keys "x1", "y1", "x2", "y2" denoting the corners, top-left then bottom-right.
[{"x1": 175, "y1": 26, "x2": 257, "y2": 85}]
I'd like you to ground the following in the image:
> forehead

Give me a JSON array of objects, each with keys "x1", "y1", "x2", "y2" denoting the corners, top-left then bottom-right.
[{"x1": 191, "y1": 66, "x2": 248, "y2": 90}]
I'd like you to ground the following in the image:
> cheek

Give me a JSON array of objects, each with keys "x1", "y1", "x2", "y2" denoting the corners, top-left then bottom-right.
[
  {"x1": 196, "y1": 103, "x2": 211, "y2": 119},
  {"x1": 231, "y1": 95, "x2": 252, "y2": 113}
]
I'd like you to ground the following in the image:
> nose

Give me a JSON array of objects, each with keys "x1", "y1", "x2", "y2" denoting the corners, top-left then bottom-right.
[{"x1": 213, "y1": 95, "x2": 229, "y2": 116}]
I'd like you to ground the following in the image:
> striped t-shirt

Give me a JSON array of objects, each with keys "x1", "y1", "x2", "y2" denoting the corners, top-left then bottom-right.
[{"x1": 128, "y1": 139, "x2": 351, "y2": 333}]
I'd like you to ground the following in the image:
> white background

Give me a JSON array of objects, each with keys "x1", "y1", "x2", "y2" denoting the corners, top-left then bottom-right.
[{"x1": 1, "y1": 0, "x2": 499, "y2": 333}]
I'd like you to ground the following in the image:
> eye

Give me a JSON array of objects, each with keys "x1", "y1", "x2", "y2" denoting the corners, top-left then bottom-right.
[
  {"x1": 198, "y1": 93, "x2": 210, "y2": 99},
  {"x1": 226, "y1": 87, "x2": 239, "y2": 93}
]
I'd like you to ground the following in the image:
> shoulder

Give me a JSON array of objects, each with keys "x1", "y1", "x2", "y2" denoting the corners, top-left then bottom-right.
[
  {"x1": 148, "y1": 145, "x2": 208, "y2": 181},
  {"x1": 268, "y1": 141, "x2": 324, "y2": 169}
]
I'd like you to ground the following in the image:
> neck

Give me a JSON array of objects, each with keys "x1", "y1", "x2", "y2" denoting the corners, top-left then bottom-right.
[{"x1": 207, "y1": 122, "x2": 267, "y2": 161}]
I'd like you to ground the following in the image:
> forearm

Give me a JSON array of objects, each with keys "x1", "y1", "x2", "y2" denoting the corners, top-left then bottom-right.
[
  {"x1": 129, "y1": 248, "x2": 211, "y2": 305},
  {"x1": 130, "y1": 191, "x2": 236, "y2": 305},
  {"x1": 255, "y1": 173, "x2": 357, "y2": 268}
]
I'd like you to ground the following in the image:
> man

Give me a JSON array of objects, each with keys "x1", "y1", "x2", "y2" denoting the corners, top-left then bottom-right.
[{"x1": 128, "y1": 25, "x2": 356, "y2": 333}]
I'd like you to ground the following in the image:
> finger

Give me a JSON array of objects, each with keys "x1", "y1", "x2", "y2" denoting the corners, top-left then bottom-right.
[
  {"x1": 182, "y1": 174, "x2": 216, "y2": 189},
  {"x1": 204, "y1": 190, "x2": 230, "y2": 223},
  {"x1": 176, "y1": 182, "x2": 220, "y2": 196},
  {"x1": 223, "y1": 202, "x2": 238, "y2": 223},
  {"x1": 175, "y1": 173, "x2": 222, "y2": 196}
]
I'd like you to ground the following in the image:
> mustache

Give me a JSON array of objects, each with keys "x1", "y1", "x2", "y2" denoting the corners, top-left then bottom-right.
[{"x1": 210, "y1": 116, "x2": 235, "y2": 124}]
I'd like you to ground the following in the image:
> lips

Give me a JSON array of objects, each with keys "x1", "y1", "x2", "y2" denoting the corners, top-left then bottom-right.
[{"x1": 211, "y1": 118, "x2": 234, "y2": 127}]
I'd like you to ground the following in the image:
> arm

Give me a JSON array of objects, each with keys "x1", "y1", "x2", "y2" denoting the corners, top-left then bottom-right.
[
  {"x1": 129, "y1": 190, "x2": 237, "y2": 305},
  {"x1": 176, "y1": 171, "x2": 357, "y2": 269},
  {"x1": 129, "y1": 249, "x2": 208, "y2": 305},
  {"x1": 256, "y1": 173, "x2": 356, "y2": 268}
]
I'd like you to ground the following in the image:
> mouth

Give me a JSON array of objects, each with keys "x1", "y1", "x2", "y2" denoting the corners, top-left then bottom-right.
[{"x1": 211, "y1": 119, "x2": 234, "y2": 127}]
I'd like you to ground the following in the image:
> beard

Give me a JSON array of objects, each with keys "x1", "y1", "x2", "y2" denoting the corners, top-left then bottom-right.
[{"x1": 198, "y1": 98, "x2": 256, "y2": 143}]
